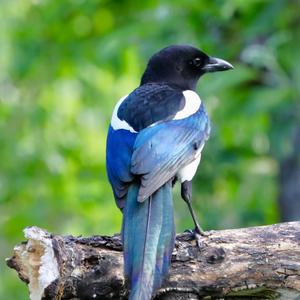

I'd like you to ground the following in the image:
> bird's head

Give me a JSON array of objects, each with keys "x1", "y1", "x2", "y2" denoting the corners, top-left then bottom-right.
[{"x1": 141, "y1": 45, "x2": 233, "y2": 90}]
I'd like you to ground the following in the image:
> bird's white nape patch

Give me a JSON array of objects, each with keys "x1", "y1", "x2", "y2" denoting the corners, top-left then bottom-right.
[
  {"x1": 111, "y1": 95, "x2": 137, "y2": 133},
  {"x1": 178, "y1": 154, "x2": 202, "y2": 182},
  {"x1": 173, "y1": 90, "x2": 201, "y2": 120}
]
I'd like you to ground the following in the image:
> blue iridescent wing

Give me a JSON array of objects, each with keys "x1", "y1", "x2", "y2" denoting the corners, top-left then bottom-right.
[
  {"x1": 106, "y1": 126, "x2": 137, "y2": 209},
  {"x1": 131, "y1": 105, "x2": 210, "y2": 202}
]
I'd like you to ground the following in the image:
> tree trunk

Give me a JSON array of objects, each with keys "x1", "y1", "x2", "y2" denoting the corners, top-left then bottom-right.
[{"x1": 6, "y1": 222, "x2": 300, "y2": 300}]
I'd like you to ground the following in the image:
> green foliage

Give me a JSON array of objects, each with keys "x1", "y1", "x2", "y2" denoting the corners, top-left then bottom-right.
[{"x1": 0, "y1": 0, "x2": 299, "y2": 298}]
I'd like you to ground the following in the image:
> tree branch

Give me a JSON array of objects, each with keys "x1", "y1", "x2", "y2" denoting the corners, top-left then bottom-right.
[{"x1": 6, "y1": 222, "x2": 300, "y2": 299}]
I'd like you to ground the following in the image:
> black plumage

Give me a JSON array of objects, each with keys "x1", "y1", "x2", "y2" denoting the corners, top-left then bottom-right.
[{"x1": 118, "y1": 83, "x2": 185, "y2": 131}]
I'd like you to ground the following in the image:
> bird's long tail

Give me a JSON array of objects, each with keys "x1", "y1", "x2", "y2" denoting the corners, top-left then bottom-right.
[{"x1": 122, "y1": 180, "x2": 175, "y2": 300}]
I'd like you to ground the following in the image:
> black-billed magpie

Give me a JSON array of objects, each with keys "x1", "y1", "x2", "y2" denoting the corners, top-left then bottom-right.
[{"x1": 106, "y1": 45, "x2": 233, "y2": 300}]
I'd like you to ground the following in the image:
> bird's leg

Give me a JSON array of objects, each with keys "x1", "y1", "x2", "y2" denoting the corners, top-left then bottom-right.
[{"x1": 181, "y1": 180, "x2": 209, "y2": 240}]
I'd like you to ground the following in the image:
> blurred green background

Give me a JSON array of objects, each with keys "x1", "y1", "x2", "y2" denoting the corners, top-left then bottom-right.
[{"x1": 1, "y1": 0, "x2": 299, "y2": 298}]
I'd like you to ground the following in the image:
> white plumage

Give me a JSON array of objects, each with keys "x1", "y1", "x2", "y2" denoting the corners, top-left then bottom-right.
[
  {"x1": 173, "y1": 90, "x2": 201, "y2": 120},
  {"x1": 175, "y1": 90, "x2": 203, "y2": 182},
  {"x1": 178, "y1": 154, "x2": 202, "y2": 182}
]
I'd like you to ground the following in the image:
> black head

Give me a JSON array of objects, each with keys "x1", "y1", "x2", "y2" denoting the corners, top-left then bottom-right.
[{"x1": 141, "y1": 45, "x2": 233, "y2": 90}]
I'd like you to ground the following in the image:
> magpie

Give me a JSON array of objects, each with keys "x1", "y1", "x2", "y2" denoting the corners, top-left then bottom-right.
[{"x1": 106, "y1": 45, "x2": 233, "y2": 300}]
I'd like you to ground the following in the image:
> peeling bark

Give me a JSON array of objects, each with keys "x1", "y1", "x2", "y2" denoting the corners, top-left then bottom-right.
[{"x1": 6, "y1": 222, "x2": 300, "y2": 299}]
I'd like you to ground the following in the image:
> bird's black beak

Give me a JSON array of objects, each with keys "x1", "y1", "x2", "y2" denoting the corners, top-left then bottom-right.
[{"x1": 202, "y1": 56, "x2": 234, "y2": 73}]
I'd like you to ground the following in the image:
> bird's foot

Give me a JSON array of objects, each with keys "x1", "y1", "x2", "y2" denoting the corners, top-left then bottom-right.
[
  {"x1": 185, "y1": 226, "x2": 210, "y2": 250},
  {"x1": 194, "y1": 224, "x2": 210, "y2": 237},
  {"x1": 194, "y1": 226, "x2": 210, "y2": 249}
]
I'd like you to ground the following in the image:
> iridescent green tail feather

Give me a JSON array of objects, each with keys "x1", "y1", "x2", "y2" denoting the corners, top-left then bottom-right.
[{"x1": 122, "y1": 181, "x2": 175, "y2": 300}]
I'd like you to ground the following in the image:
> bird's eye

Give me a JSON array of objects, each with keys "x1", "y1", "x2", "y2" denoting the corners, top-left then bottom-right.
[{"x1": 192, "y1": 58, "x2": 202, "y2": 67}]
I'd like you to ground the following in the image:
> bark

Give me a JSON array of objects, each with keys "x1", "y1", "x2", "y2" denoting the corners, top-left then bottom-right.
[{"x1": 6, "y1": 222, "x2": 300, "y2": 300}]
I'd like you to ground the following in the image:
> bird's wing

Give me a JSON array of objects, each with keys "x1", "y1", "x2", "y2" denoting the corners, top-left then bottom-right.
[
  {"x1": 106, "y1": 127, "x2": 137, "y2": 209},
  {"x1": 107, "y1": 84, "x2": 186, "y2": 208},
  {"x1": 131, "y1": 105, "x2": 210, "y2": 202}
]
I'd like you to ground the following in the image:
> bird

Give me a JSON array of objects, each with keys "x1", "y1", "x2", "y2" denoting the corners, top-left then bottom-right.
[{"x1": 106, "y1": 45, "x2": 233, "y2": 300}]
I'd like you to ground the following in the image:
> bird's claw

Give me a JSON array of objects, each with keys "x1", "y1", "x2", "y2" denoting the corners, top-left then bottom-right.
[
  {"x1": 185, "y1": 226, "x2": 210, "y2": 250},
  {"x1": 194, "y1": 231, "x2": 206, "y2": 249},
  {"x1": 194, "y1": 225, "x2": 210, "y2": 237}
]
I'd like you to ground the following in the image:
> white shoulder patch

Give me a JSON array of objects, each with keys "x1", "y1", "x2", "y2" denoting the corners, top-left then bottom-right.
[
  {"x1": 111, "y1": 95, "x2": 137, "y2": 133},
  {"x1": 173, "y1": 90, "x2": 201, "y2": 120}
]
